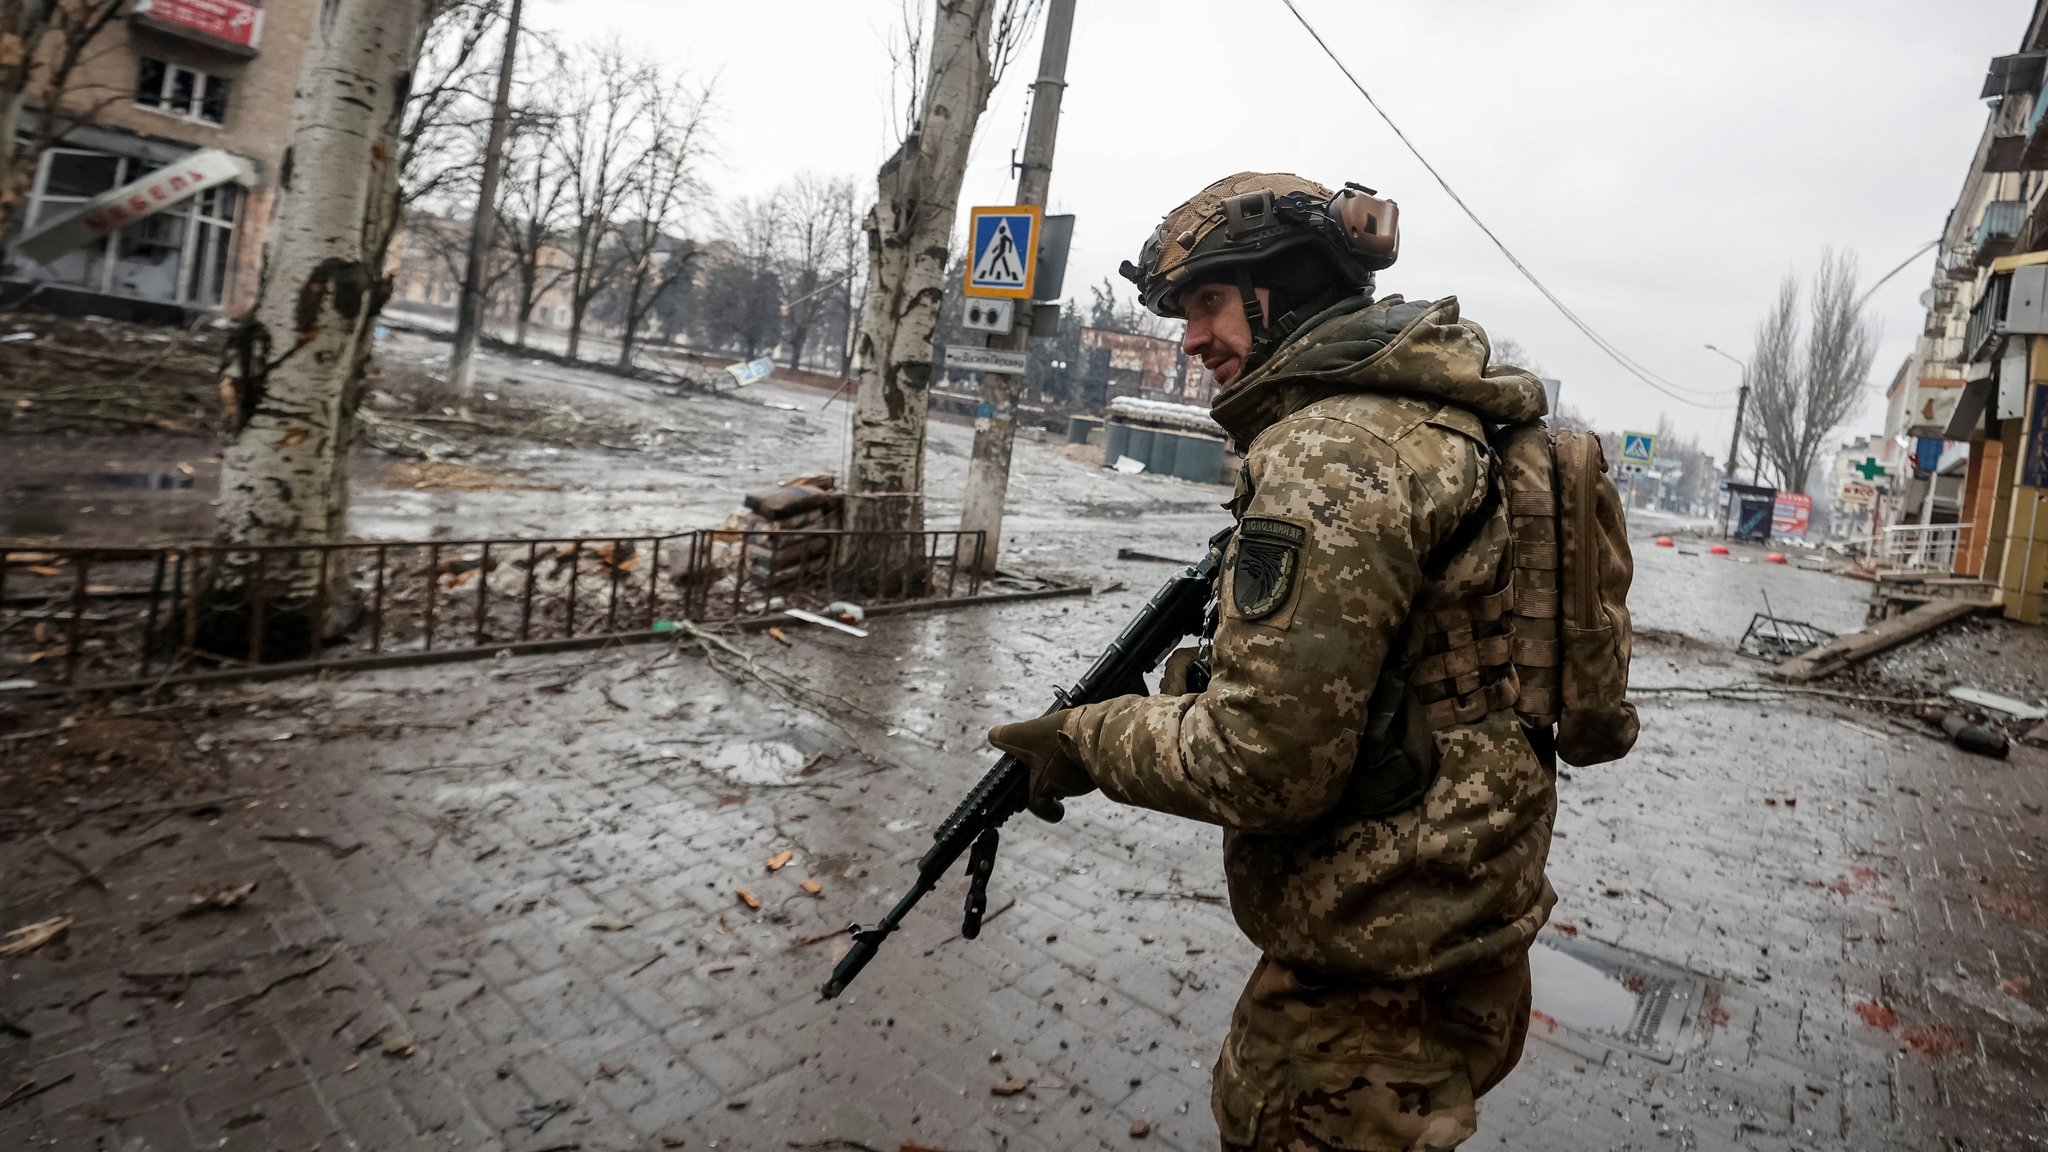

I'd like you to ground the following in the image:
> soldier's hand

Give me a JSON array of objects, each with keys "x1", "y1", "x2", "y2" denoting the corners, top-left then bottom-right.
[
  {"x1": 987, "y1": 713, "x2": 1097, "y2": 823},
  {"x1": 1159, "y1": 645, "x2": 1204, "y2": 696}
]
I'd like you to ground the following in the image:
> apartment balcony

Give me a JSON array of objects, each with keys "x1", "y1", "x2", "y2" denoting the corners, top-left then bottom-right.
[
  {"x1": 1944, "y1": 243, "x2": 1981, "y2": 281},
  {"x1": 130, "y1": 0, "x2": 263, "y2": 56},
  {"x1": 1973, "y1": 200, "x2": 2026, "y2": 266}
]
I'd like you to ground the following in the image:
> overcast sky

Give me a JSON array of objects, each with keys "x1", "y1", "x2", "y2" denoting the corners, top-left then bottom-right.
[{"x1": 531, "y1": 0, "x2": 2030, "y2": 456}]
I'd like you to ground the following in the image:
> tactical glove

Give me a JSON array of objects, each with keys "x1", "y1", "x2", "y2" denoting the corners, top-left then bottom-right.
[{"x1": 987, "y1": 712, "x2": 1097, "y2": 823}]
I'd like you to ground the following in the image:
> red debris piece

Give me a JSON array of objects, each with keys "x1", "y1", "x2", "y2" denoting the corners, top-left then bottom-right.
[
  {"x1": 1709, "y1": 543, "x2": 1730, "y2": 555},
  {"x1": 1853, "y1": 1000, "x2": 1897, "y2": 1032},
  {"x1": 1766, "y1": 552, "x2": 1788, "y2": 564},
  {"x1": 1655, "y1": 536, "x2": 1674, "y2": 548}
]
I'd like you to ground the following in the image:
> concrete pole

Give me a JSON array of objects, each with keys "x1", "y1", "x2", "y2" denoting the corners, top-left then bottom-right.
[
  {"x1": 449, "y1": 0, "x2": 523, "y2": 405},
  {"x1": 955, "y1": 0, "x2": 1075, "y2": 575}
]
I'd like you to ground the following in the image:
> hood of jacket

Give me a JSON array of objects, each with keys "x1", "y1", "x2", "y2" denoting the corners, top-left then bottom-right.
[{"x1": 1210, "y1": 294, "x2": 1548, "y2": 444}]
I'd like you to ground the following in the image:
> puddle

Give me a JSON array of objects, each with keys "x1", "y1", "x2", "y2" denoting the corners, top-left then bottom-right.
[
  {"x1": 705, "y1": 736, "x2": 809, "y2": 785},
  {"x1": 1529, "y1": 932, "x2": 1707, "y2": 1063}
]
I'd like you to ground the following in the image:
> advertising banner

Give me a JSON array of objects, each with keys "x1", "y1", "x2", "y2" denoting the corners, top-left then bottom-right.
[
  {"x1": 1772, "y1": 492, "x2": 1813, "y2": 539},
  {"x1": 133, "y1": 0, "x2": 264, "y2": 50},
  {"x1": 15, "y1": 148, "x2": 251, "y2": 264}
]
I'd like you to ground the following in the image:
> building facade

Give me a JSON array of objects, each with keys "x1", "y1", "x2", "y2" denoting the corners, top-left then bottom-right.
[
  {"x1": 4, "y1": 0, "x2": 313, "y2": 319},
  {"x1": 1900, "y1": 0, "x2": 2048, "y2": 622}
]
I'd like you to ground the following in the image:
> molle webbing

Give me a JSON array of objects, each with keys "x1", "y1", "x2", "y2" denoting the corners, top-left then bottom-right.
[{"x1": 1495, "y1": 424, "x2": 1561, "y2": 723}]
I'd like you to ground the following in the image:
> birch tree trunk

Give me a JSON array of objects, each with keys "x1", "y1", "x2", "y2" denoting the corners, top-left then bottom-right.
[
  {"x1": 847, "y1": 0, "x2": 998, "y2": 552},
  {"x1": 209, "y1": 0, "x2": 426, "y2": 658}
]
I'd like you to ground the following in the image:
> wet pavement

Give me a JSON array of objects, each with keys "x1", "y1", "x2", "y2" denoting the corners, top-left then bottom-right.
[{"x1": 3, "y1": 342, "x2": 2045, "y2": 1151}]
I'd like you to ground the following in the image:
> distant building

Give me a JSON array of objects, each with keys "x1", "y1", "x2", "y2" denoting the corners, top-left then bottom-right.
[
  {"x1": 3, "y1": 0, "x2": 314, "y2": 320},
  {"x1": 1080, "y1": 326, "x2": 1192, "y2": 402}
]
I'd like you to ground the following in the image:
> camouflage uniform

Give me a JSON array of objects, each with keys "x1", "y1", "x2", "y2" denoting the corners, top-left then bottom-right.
[{"x1": 1054, "y1": 294, "x2": 1556, "y2": 1150}]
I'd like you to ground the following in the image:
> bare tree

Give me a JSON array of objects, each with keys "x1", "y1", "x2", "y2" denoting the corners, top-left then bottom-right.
[
  {"x1": 212, "y1": 0, "x2": 428, "y2": 655},
  {"x1": 555, "y1": 42, "x2": 652, "y2": 361},
  {"x1": 849, "y1": 0, "x2": 1033, "y2": 539},
  {"x1": 1744, "y1": 250, "x2": 1875, "y2": 495},
  {"x1": 773, "y1": 173, "x2": 858, "y2": 371},
  {"x1": 612, "y1": 73, "x2": 712, "y2": 369},
  {"x1": 497, "y1": 94, "x2": 574, "y2": 346},
  {"x1": 0, "y1": 0, "x2": 128, "y2": 245}
]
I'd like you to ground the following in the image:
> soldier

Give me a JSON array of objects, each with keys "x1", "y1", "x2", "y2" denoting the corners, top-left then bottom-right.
[{"x1": 988, "y1": 172, "x2": 1556, "y2": 1151}]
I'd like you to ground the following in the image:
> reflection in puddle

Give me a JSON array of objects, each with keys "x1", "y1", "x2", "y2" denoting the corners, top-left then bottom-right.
[{"x1": 1528, "y1": 933, "x2": 1707, "y2": 1064}]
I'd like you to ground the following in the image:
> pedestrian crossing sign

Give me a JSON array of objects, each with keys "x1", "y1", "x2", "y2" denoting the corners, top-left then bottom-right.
[
  {"x1": 966, "y1": 205, "x2": 1040, "y2": 299},
  {"x1": 1621, "y1": 431, "x2": 1657, "y2": 466}
]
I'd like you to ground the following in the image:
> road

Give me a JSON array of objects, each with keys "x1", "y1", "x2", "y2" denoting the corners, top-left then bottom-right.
[{"x1": 1, "y1": 340, "x2": 2042, "y2": 1152}]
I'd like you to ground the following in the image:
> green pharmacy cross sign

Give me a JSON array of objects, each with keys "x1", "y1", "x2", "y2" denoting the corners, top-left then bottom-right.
[{"x1": 1854, "y1": 457, "x2": 1887, "y2": 481}]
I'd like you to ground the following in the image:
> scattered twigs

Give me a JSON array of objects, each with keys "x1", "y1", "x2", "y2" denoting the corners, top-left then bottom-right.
[
  {"x1": 628, "y1": 951, "x2": 667, "y2": 977},
  {"x1": 205, "y1": 948, "x2": 337, "y2": 1016},
  {"x1": 673, "y1": 622, "x2": 943, "y2": 752},
  {"x1": 1116, "y1": 888, "x2": 1227, "y2": 905},
  {"x1": 40, "y1": 834, "x2": 104, "y2": 891},
  {"x1": 1632, "y1": 683, "x2": 1942, "y2": 707},
  {"x1": 0, "y1": 1072, "x2": 75, "y2": 1111}
]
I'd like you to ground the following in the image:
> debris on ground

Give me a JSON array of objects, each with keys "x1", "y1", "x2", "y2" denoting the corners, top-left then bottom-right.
[
  {"x1": 786, "y1": 607, "x2": 869, "y2": 637},
  {"x1": 0, "y1": 916, "x2": 72, "y2": 956},
  {"x1": 1942, "y1": 713, "x2": 2011, "y2": 759},
  {"x1": 1738, "y1": 612, "x2": 1836, "y2": 663},
  {"x1": 1947, "y1": 686, "x2": 2047, "y2": 721},
  {"x1": 991, "y1": 1077, "x2": 1032, "y2": 1096},
  {"x1": 766, "y1": 850, "x2": 793, "y2": 871}
]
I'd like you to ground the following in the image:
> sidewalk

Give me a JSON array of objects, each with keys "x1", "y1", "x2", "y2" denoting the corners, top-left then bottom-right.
[{"x1": 3, "y1": 571, "x2": 2043, "y2": 1152}]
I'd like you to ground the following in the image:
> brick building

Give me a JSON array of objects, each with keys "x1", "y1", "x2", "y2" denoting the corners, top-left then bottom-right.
[{"x1": 3, "y1": 0, "x2": 313, "y2": 319}]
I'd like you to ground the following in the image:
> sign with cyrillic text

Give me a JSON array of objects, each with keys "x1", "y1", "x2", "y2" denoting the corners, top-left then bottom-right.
[{"x1": 16, "y1": 148, "x2": 252, "y2": 264}]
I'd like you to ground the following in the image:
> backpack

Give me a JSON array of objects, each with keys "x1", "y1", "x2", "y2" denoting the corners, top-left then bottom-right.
[{"x1": 1493, "y1": 424, "x2": 1639, "y2": 766}]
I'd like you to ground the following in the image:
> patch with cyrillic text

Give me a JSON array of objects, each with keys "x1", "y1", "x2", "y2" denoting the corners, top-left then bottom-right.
[{"x1": 1232, "y1": 517, "x2": 1305, "y2": 621}]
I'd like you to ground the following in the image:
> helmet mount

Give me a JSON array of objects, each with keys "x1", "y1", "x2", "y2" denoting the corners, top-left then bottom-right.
[{"x1": 1120, "y1": 173, "x2": 1401, "y2": 375}]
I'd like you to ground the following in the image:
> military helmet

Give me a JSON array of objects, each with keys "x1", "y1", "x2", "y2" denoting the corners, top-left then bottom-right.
[{"x1": 1119, "y1": 171, "x2": 1400, "y2": 320}]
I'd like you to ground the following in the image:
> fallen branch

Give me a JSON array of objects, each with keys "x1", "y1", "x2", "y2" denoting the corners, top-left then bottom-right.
[
  {"x1": 1116, "y1": 888, "x2": 1227, "y2": 905},
  {"x1": 674, "y1": 622, "x2": 943, "y2": 752},
  {"x1": 205, "y1": 948, "x2": 337, "y2": 1016},
  {"x1": 0, "y1": 1072, "x2": 75, "y2": 1111},
  {"x1": 1632, "y1": 684, "x2": 1941, "y2": 707}
]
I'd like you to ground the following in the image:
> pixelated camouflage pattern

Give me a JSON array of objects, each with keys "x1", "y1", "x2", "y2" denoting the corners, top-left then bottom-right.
[
  {"x1": 1213, "y1": 954, "x2": 1532, "y2": 1152},
  {"x1": 1059, "y1": 294, "x2": 1557, "y2": 983}
]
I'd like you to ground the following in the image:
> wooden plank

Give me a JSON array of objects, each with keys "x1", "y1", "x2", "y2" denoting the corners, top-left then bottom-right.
[{"x1": 1768, "y1": 600, "x2": 1980, "y2": 683}]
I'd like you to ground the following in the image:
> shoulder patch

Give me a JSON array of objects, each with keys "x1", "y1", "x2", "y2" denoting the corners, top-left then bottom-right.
[{"x1": 1232, "y1": 516, "x2": 1306, "y2": 621}]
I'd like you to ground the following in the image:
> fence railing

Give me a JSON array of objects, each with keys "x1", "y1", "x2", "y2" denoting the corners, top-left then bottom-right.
[
  {"x1": 1877, "y1": 523, "x2": 1968, "y2": 573},
  {"x1": 2, "y1": 527, "x2": 988, "y2": 688}
]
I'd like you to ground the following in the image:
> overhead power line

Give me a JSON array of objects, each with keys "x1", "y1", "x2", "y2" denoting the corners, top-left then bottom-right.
[{"x1": 1277, "y1": 0, "x2": 1736, "y2": 411}]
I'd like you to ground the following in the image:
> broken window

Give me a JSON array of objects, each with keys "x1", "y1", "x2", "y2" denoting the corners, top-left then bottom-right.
[
  {"x1": 12, "y1": 147, "x2": 242, "y2": 309},
  {"x1": 136, "y1": 57, "x2": 231, "y2": 125}
]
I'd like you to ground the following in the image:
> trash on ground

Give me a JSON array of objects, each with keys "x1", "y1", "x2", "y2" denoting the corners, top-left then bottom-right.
[
  {"x1": 1942, "y1": 713, "x2": 2010, "y2": 759},
  {"x1": 0, "y1": 916, "x2": 72, "y2": 956},
  {"x1": 785, "y1": 607, "x2": 868, "y2": 637},
  {"x1": 800, "y1": 879, "x2": 823, "y2": 896},
  {"x1": 766, "y1": 850, "x2": 793, "y2": 871},
  {"x1": 991, "y1": 1077, "x2": 1032, "y2": 1096},
  {"x1": 735, "y1": 888, "x2": 761, "y2": 910},
  {"x1": 1738, "y1": 613, "x2": 1836, "y2": 663},
  {"x1": 378, "y1": 1025, "x2": 417, "y2": 1058},
  {"x1": 0, "y1": 679, "x2": 35, "y2": 691},
  {"x1": 820, "y1": 600, "x2": 866, "y2": 624},
  {"x1": 767, "y1": 627, "x2": 793, "y2": 646},
  {"x1": 1112, "y1": 455, "x2": 1146, "y2": 474},
  {"x1": 1946, "y1": 686, "x2": 2047, "y2": 721}
]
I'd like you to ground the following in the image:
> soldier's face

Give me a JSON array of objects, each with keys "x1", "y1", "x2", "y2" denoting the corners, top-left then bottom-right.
[{"x1": 1181, "y1": 281, "x2": 1269, "y2": 389}]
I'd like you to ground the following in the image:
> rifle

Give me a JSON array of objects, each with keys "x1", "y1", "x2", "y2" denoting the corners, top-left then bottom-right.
[{"x1": 819, "y1": 527, "x2": 1231, "y2": 1000}]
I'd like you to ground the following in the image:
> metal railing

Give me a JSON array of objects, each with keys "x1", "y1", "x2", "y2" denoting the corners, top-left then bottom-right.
[
  {"x1": 2, "y1": 527, "x2": 988, "y2": 688},
  {"x1": 1877, "y1": 523, "x2": 1969, "y2": 573}
]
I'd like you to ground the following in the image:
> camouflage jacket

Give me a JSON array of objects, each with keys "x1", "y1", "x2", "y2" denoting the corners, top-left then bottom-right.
[{"x1": 1060, "y1": 295, "x2": 1558, "y2": 982}]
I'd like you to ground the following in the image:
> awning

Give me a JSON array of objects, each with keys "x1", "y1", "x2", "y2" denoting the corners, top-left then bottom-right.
[{"x1": 1945, "y1": 378, "x2": 1993, "y2": 441}]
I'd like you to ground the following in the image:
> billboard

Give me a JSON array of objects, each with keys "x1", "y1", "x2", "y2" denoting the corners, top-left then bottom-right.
[
  {"x1": 1081, "y1": 326, "x2": 1183, "y2": 395},
  {"x1": 1772, "y1": 492, "x2": 1813, "y2": 539},
  {"x1": 132, "y1": 0, "x2": 265, "y2": 51}
]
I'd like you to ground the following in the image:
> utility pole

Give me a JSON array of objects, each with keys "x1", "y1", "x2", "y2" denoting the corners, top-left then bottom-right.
[
  {"x1": 1706, "y1": 342, "x2": 1748, "y2": 538},
  {"x1": 449, "y1": 0, "x2": 523, "y2": 406},
  {"x1": 955, "y1": 0, "x2": 1075, "y2": 575}
]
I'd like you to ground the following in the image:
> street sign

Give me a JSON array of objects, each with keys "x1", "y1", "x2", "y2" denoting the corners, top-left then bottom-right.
[
  {"x1": 1620, "y1": 431, "x2": 1658, "y2": 467},
  {"x1": 961, "y1": 298, "x2": 1014, "y2": 335},
  {"x1": 1034, "y1": 213, "x2": 1075, "y2": 300},
  {"x1": 725, "y1": 357, "x2": 774, "y2": 387},
  {"x1": 1853, "y1": 456, "x2": 1887, "y2": 481},
  {"x1": 966, "y1": 206, "x2": 1040, "y2": 299},
  {"x1": 15, "y1": 148, "x2": 252, "y2": 264},
  {"x1": 945, "y1": 345, "x2": 1028, "y2": 375}
]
